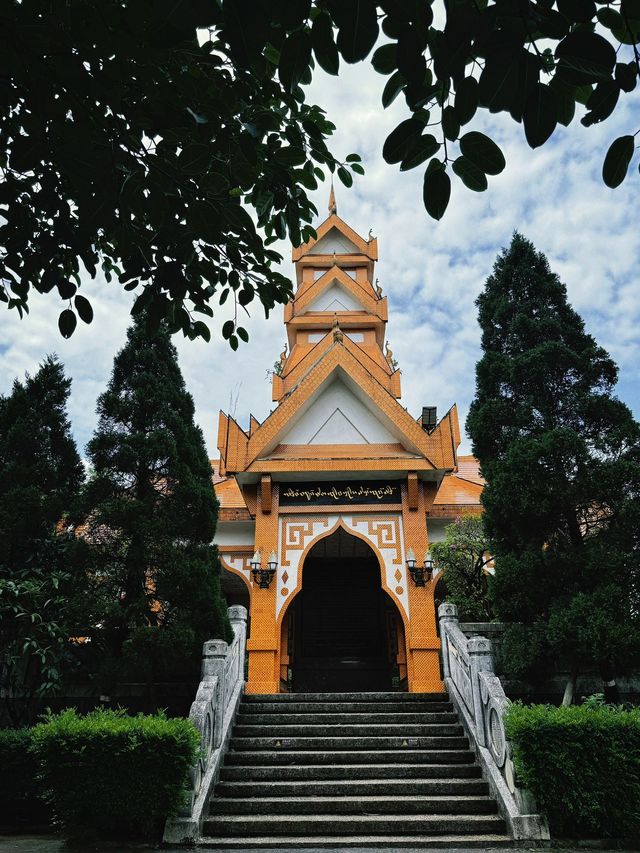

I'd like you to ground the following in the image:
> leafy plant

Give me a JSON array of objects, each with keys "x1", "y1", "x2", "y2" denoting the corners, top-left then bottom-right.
[
  {"x1": 0, "y1": 357, "x2": 84, "y2": 724},
  {"x1": 0, "y1": 727, "x2": 49, "y2": 825},
  {"x1": 431, "y1": 515, "x2": 494, "y2": 621},
  {"x1": 30, "y1": 707, "x2": 200, "y2": 841},
  {"x1": 4, "y1": 2, "x2": 638, "y2": 338},
  {"x1": 78, "y1": 318, "x2": 231, "y2": 689},
  {"x1": 505, "y1": 702, "x2": 640, "y2": 837},
  {"x1": 467, "y1": 233, "x2": 640, "y2": 702}
]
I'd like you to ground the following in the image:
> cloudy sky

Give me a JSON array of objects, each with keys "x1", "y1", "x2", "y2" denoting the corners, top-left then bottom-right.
[{"x1": 1, "y1": 57, "x2": 639, "y2": 459}]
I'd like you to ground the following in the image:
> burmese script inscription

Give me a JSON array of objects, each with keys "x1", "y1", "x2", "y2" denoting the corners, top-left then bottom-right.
[{"x1": 280, "y1": 480, "x2": 401, "y2": 506}]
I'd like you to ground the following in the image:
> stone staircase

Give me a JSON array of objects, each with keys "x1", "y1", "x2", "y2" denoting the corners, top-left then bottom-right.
[{"x1": 201, "y1": 691, "x2": 512, "y2": 849}]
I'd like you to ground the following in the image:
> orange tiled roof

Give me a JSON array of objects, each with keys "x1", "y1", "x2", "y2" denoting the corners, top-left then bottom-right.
[
  {"x1": 213, "y1": 471, "x2": 248, "y2": 510},
  {"x1": 455, "y1": 455, "x2": 485, "y2": 486},
  {"x1": 433, "y1": 456, "x2": 483, "y2": 507}
]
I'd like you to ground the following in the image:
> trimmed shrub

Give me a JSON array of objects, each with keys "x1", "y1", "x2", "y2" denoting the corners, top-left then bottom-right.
[
  {"x1": 30, "y1": 707, "x2": 199, "y2": 841},
  {"x1": 505, "y1": 702, "x2": 640, "y2": 837},
  {"x1": 0, "y1": 728, "x2": 49, "y2": 825}
]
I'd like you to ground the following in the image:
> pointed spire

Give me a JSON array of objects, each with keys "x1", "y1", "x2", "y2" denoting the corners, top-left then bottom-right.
[{"x1": 328, "y1": 180, "x2": 337, "y2": 216}]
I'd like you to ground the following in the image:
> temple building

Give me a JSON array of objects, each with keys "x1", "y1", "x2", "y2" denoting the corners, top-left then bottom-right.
[{"x1": 212, "y1": 191, "x2": 482, "y2": 695}]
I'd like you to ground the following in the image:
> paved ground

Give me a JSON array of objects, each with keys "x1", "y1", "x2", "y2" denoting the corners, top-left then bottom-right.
[{"x1": 1, "y1": 838, "x2": 638, "y2": 853}]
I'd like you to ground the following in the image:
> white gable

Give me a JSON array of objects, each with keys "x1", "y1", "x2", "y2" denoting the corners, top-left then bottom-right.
[
  {"x1": 281, "y1": 379, "x2": 397, "y2": 445},
  {"x1": 309, "y1": 227, "x2": 359, "y2": 255},
  {"x1": 306, "y1": 282, "x2": 364, "y2": 313}
]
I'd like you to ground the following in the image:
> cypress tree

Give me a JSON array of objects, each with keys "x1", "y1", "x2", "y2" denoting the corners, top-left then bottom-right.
[
  {"x1": 467, "y1": 233, "x2": 640, "y2": 702},
  {"x1": 0, "y1": 357, "x2": 84, "y2": 720},
  {"x1": 81, "y1": 319, "x2": 231, "y2": 684}
]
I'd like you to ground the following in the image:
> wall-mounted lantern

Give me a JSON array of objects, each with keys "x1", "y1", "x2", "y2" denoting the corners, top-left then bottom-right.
[
  {"x1": 251, "y1": 549, "x2": 277, "y2": 589},
  {"x1": 406, "y1": 547, "x2": 434, "y2": 587}
]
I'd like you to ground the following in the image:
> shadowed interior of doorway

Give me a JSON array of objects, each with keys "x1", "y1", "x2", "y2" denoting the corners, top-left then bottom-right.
[{"x1": 283, "y1": 528, "x2": 406, "y2": 692}]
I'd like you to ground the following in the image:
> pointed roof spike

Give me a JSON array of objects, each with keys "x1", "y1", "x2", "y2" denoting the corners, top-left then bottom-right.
[{"x1": 328, "y1": 180, "x2": 337, "y2": 216}]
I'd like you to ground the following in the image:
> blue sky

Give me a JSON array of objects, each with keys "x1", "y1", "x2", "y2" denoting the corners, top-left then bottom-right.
[{"x1": 1, "y1": 59, "x2": 638, "y2": 458}]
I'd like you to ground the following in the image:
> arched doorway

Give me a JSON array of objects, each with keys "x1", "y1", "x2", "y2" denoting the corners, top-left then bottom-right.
[{"x1": 284, "y1": 528, "x2": 406, "y2": 692}]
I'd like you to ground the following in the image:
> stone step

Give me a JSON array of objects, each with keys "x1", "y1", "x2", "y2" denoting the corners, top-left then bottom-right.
[
  {"x1": 202, "y1": 813, "x2": 506, "y2": 838},
  {"x1": 242, "y1": 692, "x2": 450, "y2": 703},
  {"x1": 215, "y1": 778, "x2": 490, "y2": 798},
  {"x1": 198, "y1": 834, "x2": 513, "y2": 849},
  {"x1": 237, "y1": 711, "x2": 458, "y2": 725},
  {"x1": 224, "y1": 750, "x2": 475, "y2": 767},
  {"x1": 229, "y1": 735, "x2": 468, "y2": 751},
  {"x1": 233, "y1": 723, "x2": 464, "y2": 739},
  {"x1": 219, "y1": 762, "x2": 483, "y2": 781},
  {"x1": 209, "y1": 795, "x2": 498, "y2": 816},
  {"x1": 240, "y1": 701, "x2": 454, "y2": 714}
]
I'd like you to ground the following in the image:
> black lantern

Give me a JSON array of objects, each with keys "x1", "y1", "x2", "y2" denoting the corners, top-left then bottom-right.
[
  {"x1": 407, "y1": 547, "x2": 434, "y2": 587},
  {"x1": 406, "y1": 547, "x2": 425, "y2": 587},
  {"x1": 251, "y1": 550, "x2": 277, "y2": 589}
]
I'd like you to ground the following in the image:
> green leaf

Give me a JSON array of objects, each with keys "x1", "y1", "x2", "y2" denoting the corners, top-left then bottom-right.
[
  {"x1": 452, "y1": 156, "x2": 488, "y2": 192},
  {"x1": 382, "y1": 71, "x2": 406, "y2": 108},
  {"x1": 193, "y1": 321, "x2": 211, "y2": 342},
  {"x1": 459, "y1": 132, "x2": 506, "y2": 176},
  {"x1": 555, "y1": 31, "x2": 616, "y2": 86},
  {"x1": 422, "y1": 162, "x2": 451, "y2": 221},
  {"x1": 350, "y1": 162, "x2": 365, "y2": 175},
  {"x1": 237, "y1": 326, "x2": 249, "y2": 343},
  {"x1": 371, "y1": 43, "x2": 397, "y2": 75},
  {"x1": 178, "y1": 144, "x2": 211, "y2": 175},
  {"x1": 74, "y1": 294, "x2": 93, "y2": 324},
  {"x1": 58, "y1": 309, "x2": 77, "y2": 339},
  {"x1": 337, "y1": 166, "x2": 353, "y2": 187},
  {"x1": 615, "y1": 62, "x2": 638, "y2": 94},
  {"x1": 557, "y1": 0, "x2": 596, "y2": 23},
  {"x1": 222, "y1": 319, "x2": 235, "y2": 340},
  {"x1": 274, "y1": 146, "x2": 307, "y2": 166},
  {"x1": 523, "y1": 83, "x2": 557, "y2": 148},
  {"x1": 582, "y1": 81, "x2": 620, "y2": 127},
  {"x1": 602, "y1": 135, "x2": 635, "y2": 188},
  {"x1": 454, "y1": 76, "x2": 479, "y2": 126},
  {"x1": 229, "y1": 334, "x2": 239, "y2": 351},
  {"x1": 382, "y1": 118, "x2": 423, "y2": 165},
  {"x1": 57, "y1": 280, "x2": 77, "y2": 299},
  {"x1": 335, "y1": 0, "x2": 379, "y2": 63},
  {"x1": 279, "y1": 30, "x2": 312, "y2": 94},
  {"x1": 311, "y1": 11, "x2": 339, "y2": 75},
  {"x1": 400, "y1": 134, "x2": 440, "y2": 171},
  {"x1": 345, "y1": 153, "x2": 361, "y2": 162},
  {"x1": 442, "y1": 106, "x2": 460, "y2": 142}
]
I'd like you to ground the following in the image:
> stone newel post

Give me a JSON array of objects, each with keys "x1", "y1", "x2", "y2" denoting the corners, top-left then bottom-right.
[{"x1": 437, "y1": 602, "x2": 459, "y2": 680}]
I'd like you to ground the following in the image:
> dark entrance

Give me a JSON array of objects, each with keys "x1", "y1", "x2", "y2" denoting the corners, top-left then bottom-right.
[{"x1": 287, "y1": 528, "x2": 402, "y2": 692}]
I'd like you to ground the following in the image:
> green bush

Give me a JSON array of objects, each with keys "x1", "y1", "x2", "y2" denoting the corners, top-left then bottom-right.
[
  {"x1": 30, "y1": 707, "x2": 200, "y2": 841},
  {"x1": 0, "y1": 727, "x2": 49, "y2": 825},
  {"x1": 505, "y1": 702, "x2": 640, "y2": 837}
]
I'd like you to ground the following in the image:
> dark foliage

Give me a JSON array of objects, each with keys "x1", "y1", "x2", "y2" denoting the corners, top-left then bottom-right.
[
  {"x1": 467, "y1": 233, "x2": 640, "y2": 685},
  {"x1": 2, "y1": 2, "x2": 636, "y2": 343},
  {"x1": 1, "y1": 0, "x2": 363, "y2": 342},
  {"x1": 30, "y1": 707, "x2": 199, "y2": 841},
  {"x1": 0, "y1": 727, "x2": 49, "y2": 825},
  {"x1": 0, "y1": 357, "x2": 84, "y2": 722},
  {"x1": 78, "y1": 319, "x2": 231, "y2": 687},
  {"x1": 505, "y1": 702, "x2": 640, "y2": 837}
]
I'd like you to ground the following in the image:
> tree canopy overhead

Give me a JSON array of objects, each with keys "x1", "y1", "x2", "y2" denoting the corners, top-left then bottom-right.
[{"x1": 3, "y1": 1, "x2": 638, "y2": 342}]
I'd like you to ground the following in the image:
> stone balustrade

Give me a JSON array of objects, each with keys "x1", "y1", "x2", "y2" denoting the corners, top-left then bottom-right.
[
  {"x1": 438, "y1": 602, "x2": 550, "y2": 841},
  {"x1": 164, "y1": 605, "x2": 247, "y2": 844}
]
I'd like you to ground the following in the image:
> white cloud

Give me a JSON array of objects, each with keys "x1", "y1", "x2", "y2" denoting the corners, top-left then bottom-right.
[{"x1": 1, "y1": 58, "x2": 638, "y2": 459}]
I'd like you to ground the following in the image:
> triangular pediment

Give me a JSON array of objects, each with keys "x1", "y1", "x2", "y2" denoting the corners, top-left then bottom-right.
[
  {"x1": 279, "y1": 379, "x2": 397, "y2": 446},
  {"x1": 308, "y1": 226, "x2": 359, "y2": 255},
  {"x1": 306, "y1": 282, "x2": 365, "y2": 313}
]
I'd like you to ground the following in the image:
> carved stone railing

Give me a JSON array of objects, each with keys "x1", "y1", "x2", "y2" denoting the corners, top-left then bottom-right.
[
  {"x1": 438, "y1": 603, "x2": 550, "y2": 841},
  {"x1": 164, "y1": 605, "x2": 247, "y2": 844}
]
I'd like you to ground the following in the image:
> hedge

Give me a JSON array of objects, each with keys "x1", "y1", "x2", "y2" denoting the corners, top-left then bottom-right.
[
  {"x1": 0, "y1": 728, "x2": 49, "y2": 825},
  {"x1": 505, "y1": 702, "x2": 640, "y2": 837},
  {"x1": 30, "y1": 707, "x2": 200, "y2": 841}
]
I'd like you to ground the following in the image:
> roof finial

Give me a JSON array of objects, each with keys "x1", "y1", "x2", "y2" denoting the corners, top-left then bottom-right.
[{"x1": 328, "y1": 180, "x2": 337, "y2": 216}]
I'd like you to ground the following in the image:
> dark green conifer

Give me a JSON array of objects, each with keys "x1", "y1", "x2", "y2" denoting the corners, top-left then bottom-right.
[
  {"x1": 81, "y1": 319, "x2": 231, "y2": 684},
  {"x1": 0, "y1": 357, "x2": 84, "y2": 720},
  {"x1": 467, "y1": 233, "x2": 640, "y2": 702}
]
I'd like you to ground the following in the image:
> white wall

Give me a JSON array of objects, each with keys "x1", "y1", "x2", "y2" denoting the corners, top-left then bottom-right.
[{"x1": 281, "y1": 379, "x2": 397, "y2": 445}]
